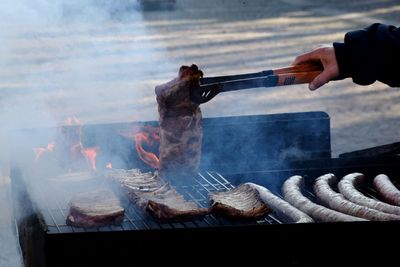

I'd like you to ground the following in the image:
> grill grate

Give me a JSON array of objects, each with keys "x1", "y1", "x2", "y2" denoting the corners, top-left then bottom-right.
[
  {"x1": 31, "y1": 170, "x2": 390, "y2": 234},
  {"x1": 32, "y1": 171, "x2": 282, "y2": 234}
]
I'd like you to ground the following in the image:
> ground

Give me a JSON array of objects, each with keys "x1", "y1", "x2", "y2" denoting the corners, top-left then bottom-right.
[{"x1": 1, "y1": 0, "x2": 400, "y2": 265}]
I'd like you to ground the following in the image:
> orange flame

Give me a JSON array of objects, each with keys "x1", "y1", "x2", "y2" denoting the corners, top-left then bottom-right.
[
  {"x1": 81, "y1": 147, "x2": 98, "y2": 171},
  {"x1": 33, "y1": 142, "x2": 55, "y2": 161},
  {"x1": 135, "y1": 132, "x2": 159, "y2": 169},
  {"x1": 33, "y1": 116, "x2": 98, "y2": 171},
  {"x1": 119, "y1": 125, "x2": 160, "y2": 169}
]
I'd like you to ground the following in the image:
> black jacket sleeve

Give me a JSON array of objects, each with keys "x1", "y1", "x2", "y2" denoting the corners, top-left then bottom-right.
[{"x1": 333, "y1": 23, "x2": 400, "y2": 87}]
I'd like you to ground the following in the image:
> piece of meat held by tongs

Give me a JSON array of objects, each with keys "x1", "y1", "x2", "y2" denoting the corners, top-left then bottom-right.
[{"x1": 191, "y1": 61, "x2": 323, "y2": 104}]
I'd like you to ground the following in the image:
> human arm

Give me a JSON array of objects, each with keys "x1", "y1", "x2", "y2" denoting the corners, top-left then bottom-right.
[{"x1": 293, "y1": 23, "x2": 400, "y2": 90}]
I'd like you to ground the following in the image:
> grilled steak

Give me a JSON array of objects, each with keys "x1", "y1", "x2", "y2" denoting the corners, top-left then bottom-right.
[
  {"x1": 107, "y1": 169, "x2": 209, "y2": 220},
  {"x1": 209, "y1": 183, "x2": 271, "y2": 219},
  {"x1": 66, "y1": 189, "x2": 124, "y2": 228},
  {"x1": 155, "y1": 64, "x2": 203, "y2": 180},
  {"x1": 107, "y1": 169, "x2": 161, "y2": 193},
  {"x1": 131, "y1": 183, "x2": 209, "y2": 220}
]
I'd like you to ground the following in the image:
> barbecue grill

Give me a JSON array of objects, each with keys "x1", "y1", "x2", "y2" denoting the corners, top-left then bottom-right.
[{"x1": 10, "y1": 112, "x2": 400, "y2": 266}]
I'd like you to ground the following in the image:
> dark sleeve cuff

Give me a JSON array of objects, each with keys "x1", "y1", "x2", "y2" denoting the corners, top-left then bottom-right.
[
  {"x1": 333, "y1": 23, "x2": 400, "y2": 86},
  {"x1": 333, "y1": 42, "x2": 351, "y2": 80}
]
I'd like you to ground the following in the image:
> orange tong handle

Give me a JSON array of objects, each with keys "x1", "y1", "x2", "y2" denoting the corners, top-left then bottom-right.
[
  {"x1": 273, "y1": 61, "x2": 324, "y2": 75},
  {"x1": 275, "y1": 71, "x2": 322, "y2": 86}
]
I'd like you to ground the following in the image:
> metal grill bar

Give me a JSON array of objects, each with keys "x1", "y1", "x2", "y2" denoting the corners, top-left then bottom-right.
[
  {"x1": 204, "y1": 172, "x2": 234, "y2": 190},
  {"x1": 359, "y1": 185, "x2": 380, "y2": 200},
  {"x1": 194, "y1": 173, "x2": 238, "y2": 226},
  {"x1": 179, "y1": 187, "x2": 215, "y2": 226}
]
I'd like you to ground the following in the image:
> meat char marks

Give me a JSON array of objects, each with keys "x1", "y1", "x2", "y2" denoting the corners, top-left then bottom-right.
[
  {"x1": 66, "y1": 189, "x2": 125, "y2": 228},
  {"x1": 142, "y1": 183, "x2": 209, "y2": 220},
  {"x1": 209, "y1": 184, "x2": 271, "y2": 219},
  {"x1": 107, "y1": 169, "x2": 209, "y2": 220},
  {"x1": 155, "y1": 64, "x2": 203, "y2": 179}
]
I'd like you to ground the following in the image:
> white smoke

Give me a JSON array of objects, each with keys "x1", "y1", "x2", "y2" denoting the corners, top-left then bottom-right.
[
  {"x1": 0, "y1": 1, "x2": 176, "y2": 265},
  {"x1": 0, "y1": 0, "x2": 172, "y2": 130}
]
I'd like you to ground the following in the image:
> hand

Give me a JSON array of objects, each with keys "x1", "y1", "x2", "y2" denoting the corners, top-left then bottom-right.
[{"x1": 292, "y1": 45, "x2": 340, "y2": 90}]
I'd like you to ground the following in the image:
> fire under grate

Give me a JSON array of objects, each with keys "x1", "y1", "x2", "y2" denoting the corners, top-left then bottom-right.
[{"x1": 31, "y1": 171, "x2": 283, "y2": 234}]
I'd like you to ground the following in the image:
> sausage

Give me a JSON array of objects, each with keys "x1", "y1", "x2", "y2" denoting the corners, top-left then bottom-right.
[
  {"x1": 373, "y1": 174, "x2": 400, "y2": 206},
  {"x1": 282, "y1": 175, "x2": 365, "y2": 222},
  {"x1": 246, "y1": 182, "x2": 314, "y2": 223},
  {"x1": 338, "y1": 173, "x2": 400, "y2": 215},
  {"x1": 314, "y1": 173, "x2": 400, "y2": 221}
]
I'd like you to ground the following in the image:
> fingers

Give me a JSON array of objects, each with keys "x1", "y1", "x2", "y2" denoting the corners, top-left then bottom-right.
[
  {"x1": 292, "y1": 50, "x2": 321, "y2": 66},
  {"x1": 309, "y1": 71, "x2": 331, "y2": 90},
  {"x1": 292, "y1": 44, "x2": 332, "y2": 66},
  {"x1": 293, "y1": 45, "x2": 339, "y2": 90},
  {"x1": 293, "y1": 49, "x2": 327, "y2": 90}
]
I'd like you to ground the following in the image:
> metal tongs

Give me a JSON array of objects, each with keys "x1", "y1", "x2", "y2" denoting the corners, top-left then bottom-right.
[{"x1": 191, "y1": 61, "x2": 323, "y2": 104}]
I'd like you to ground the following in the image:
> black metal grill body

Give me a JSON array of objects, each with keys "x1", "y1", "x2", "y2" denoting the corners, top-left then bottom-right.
[
  {"x1": 10, "y1": 112, "x2": 400, "y2": 266},
  {"x1": 12, "y1": 156, "x2": 400, "y2": 266}
]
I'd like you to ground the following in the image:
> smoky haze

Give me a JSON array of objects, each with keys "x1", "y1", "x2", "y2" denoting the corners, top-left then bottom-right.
[
  {"x1": 0, "y1": 0, "x2": 178, "y2": 188},
  {"x1": 0, "y1": 1, "x2": 178, "y2": 265},
  {"x1": 0, "y1": 0, "x2": 277, "y2": 253},
  {"x1": 0, "y1": 0, "x2": 177, "y2": 130}
]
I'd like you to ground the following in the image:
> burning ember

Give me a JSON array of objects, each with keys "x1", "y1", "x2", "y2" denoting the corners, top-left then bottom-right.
[{"x1": 33, "y1": 116, "x2": 99, "y2": 171}]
